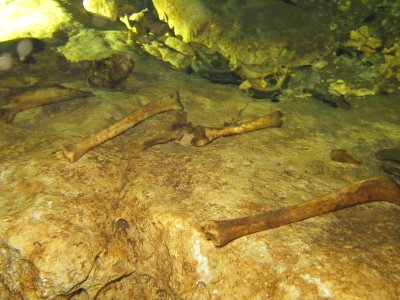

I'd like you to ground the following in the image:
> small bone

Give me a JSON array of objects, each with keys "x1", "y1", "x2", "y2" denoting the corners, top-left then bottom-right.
[
  {"x1": 191, "y1": 111, "x2": 283, "y2": 146},
  {"x1": 330, "y1": 149, "x2": 361, "y2": 164},
  {"x1": 57, "y1": 91, "x2": 183, "y2": 163},
  {"x1": 200, "y1": 177, "x2": 400, "y2": 247},
  {"x1": 142, "y1": 111, "x2": 191, "y2": 149},
  {"x1": 0, "y1": 85, "x2": 93, "y2": 123}
]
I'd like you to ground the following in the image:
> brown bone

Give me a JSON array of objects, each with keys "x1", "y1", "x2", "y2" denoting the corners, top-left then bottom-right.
[
  {"x1": 200, "y1": 177, "x2": 400, "y2": 247},
  {"x1": 0, "y1": 85, "x2": 93, "y2": 123},
  {"x1": 191, "y1": 110, "x2": 283, "y2": 146},
  {"x1": 57, "y1": 91, "x2": 183, "y2": 163}
]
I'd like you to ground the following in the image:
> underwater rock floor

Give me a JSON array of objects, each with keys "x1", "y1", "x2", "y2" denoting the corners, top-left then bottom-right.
[{"x1": 0, "y1": 61, "x2": 400, "y2": 299}]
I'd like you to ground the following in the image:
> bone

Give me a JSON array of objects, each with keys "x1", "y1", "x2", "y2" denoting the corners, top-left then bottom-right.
[
  {"x1": 0, "y1": 85, "x2": 94, "y2": 123},
  {"x1": 57, "y1": 91, "x2": 183, "y2": 163},
  {"x1": 200, "y1": 177, "x2": 400, "y2": 247},
  {"x1": 141, "y1": 111, "x2": 191, "y2": 149},
  {"x1": 191, "y1": 111, "x2": 283, "y2": 146},
  {"x1": 330, "y1": 149, "x2": 361, "y2": 164}
]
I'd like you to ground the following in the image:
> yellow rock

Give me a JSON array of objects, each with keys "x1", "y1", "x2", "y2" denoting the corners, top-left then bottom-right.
[
  {"x1": 164, "y1": 37, "x2": 195, "y2": 57},
  {"x1": 83, "y1": 0, "x2": 118, "y2": 21},
  {"x1": 381, "y1": 40, "x2": 400, "y2": 81},
  {"x1": 329, "y1": 79, "x2": 351, "y2": 95},
  {"x1": 329, "y1": 80, "x2": 378, "y2": 97},
  {"x1": 158, "y1": 46, "x2": 191, "y2": 69},
  {"x1": 239, "y1": 80, "x2": 252, "y2": 91},
  {"x1": 343, "y1": 26, "x2": 382, "y2": 56}
]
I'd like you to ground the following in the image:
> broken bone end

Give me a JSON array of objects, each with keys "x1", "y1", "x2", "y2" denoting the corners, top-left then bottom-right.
[
  {"x1": 200, "y1": 219, "x2": 243, "y2": 247},
  {"x1": 200, "y1": 221, "x2": 223, "y2": 247},
  {"x1": 270, "y1": 110, "x2": 283, "y2": 127},
  {"x1": 55, "y1": 144, "x2": 81, "y2": 163},
  {"x1": 191, "y1": 126, "x2": 210, "y2": 146}
]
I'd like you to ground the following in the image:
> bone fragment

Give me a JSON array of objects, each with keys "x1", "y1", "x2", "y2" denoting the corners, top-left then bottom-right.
[
  {"x1": 200, "y1": 177, "x2": 400, "y2": 247},
  {"x1": 142, "y1": 111, "x2": 191, "y2": 149},
  {"x1": 0, "y1": 85, "x2": 93, "y2": 123},
  {"x1": 191, "y1": 111, "x2": 282, "y2": 146},
  {"x1": 57, "y1": 91, "x2": 183, "y2": 163},
  {"x1": 330, "y1": 149, "x2": 361, "y2": 164}
]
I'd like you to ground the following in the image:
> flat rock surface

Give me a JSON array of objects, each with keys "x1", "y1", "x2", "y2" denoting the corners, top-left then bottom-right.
[{"x1": 1, "y1": 57, "x2": 400, "y2": 299}]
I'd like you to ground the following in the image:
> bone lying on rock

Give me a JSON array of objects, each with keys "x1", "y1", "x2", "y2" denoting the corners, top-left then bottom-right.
[
  {"x1": 191, "y1": 111, "x2": 283, "y2": 146},
  {"x1": 200, "y1": 177, "x2": 400, "y2": 247},
  {"x1": 57, "y1": 91, "x2": 183, "y2": 163},
  {"x1": 0, "y1": 85, "x2": 94, "y2": 123},
  {"x1": 142, "y1": 111, "x2": 191, "y2": 149},
  {"x1": 87, "y1": 55, "x2": 134, "y2": 89},
  {"x1": 330, "y1": 149, "x2": 361, "y2": 164}
]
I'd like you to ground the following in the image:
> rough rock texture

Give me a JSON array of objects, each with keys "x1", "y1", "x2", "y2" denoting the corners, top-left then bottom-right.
[
  {"x1": 58, "y1": 30, "x2": 131, "y2": 62},
  {"x1": 1, "y1": 1, "x2": 400, "y2": 299},
  {"x1": 1, "y1": 53, "x2": 400, "y2": 299},
  {"x1": 83, "y1": 0, "x2": 118, "y2": 21},
  {"x1": 150, "y1": 0, "x2": 382, "y2": 67}
]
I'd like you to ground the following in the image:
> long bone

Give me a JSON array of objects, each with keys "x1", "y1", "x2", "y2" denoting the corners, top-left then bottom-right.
[
  {"x1": 200, "y1": 177, "x2": 400, "y2": 247},
  {"x1": 57, "y1": 91, "x2": 183, "y2": 163},
  {"x1": 0, "y1": 85, "x2": 93, "y2": 123},
  {"x1": 191, "y1": 111, "x2": 283, "y2": 146}
]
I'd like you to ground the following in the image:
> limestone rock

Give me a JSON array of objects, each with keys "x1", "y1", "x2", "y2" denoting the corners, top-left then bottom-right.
[
  {"x1": 1, "y1": 1, "x2": 400, "y2": 298},
  {"x1": 142, "y1": 41, "x2": 192, "y2": 69},
  {"x1": 164, "y1": 37, "x2": 195, "y2": 57},
  {"x1": 150, "y1": 0, "x2": 386, "y2": 70},
  {"x1": 83, "y1": 0, "x2": 118, "y2": 21},
  {"x1": 0, "y1": 55, "x2": 400, "y2": 298},
  {"x1": 57, "y1": 30, "x2": 129, "y2": 62}
]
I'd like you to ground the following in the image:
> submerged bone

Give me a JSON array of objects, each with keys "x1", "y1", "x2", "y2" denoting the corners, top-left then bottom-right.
[
  {"x1": 191, "y1": 111, "x2": 282, "y2": 146},
  {"x1": 330, "y1": 149, "x2": 361, "y2": 164},
  {"x1": 0, "y1": 85, "x2": 94, "y2": 123},
  {"x1": 142, "y1": 111, "x2": 191, "y2": 149},
  {"x1": 87, "y1": 55, "x2": 134, "y2": 89},
  {"x1": 200, "y1": 177, "x2": 400, "y2": 247},
  {"x1": 57, "y1": 91, "x2": 183, "y2": 163}
]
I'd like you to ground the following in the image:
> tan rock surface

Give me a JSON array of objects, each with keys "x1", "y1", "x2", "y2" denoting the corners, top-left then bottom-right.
[
  {"x1": 83, "y1": 0, "x2": 118, "y2": 21},
  {"x1": 1, "y1": 57, "x2": 400, "y2": 299},
  {"x1": 150, "y1": 0, "x2": 375, "y2": 68}
]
